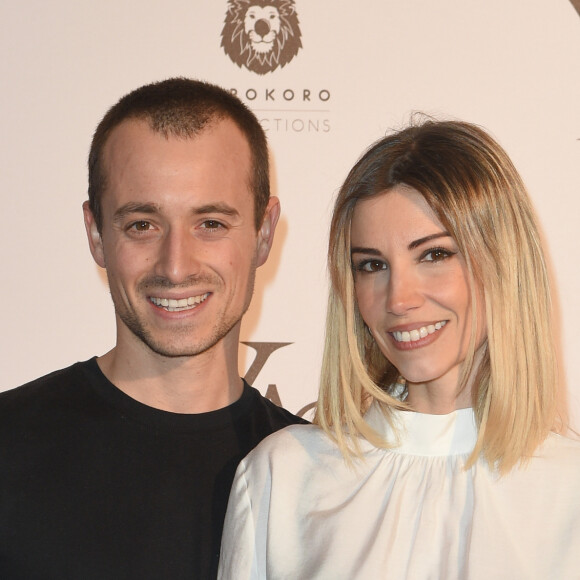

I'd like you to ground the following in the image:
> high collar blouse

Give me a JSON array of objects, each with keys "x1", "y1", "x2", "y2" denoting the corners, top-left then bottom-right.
[{"x1": 219, "y1": 406, "x2": 580, "y2": 579}]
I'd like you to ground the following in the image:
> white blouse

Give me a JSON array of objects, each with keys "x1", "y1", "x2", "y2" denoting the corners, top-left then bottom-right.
[{"x1": 218, "y1": 406, "x2": 580, "y2": 579}]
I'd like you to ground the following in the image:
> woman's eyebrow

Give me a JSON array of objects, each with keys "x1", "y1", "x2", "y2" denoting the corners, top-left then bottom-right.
[
  {"x1": 350, "y1": 247, "x2": 381, "y2": 256},
  {"x1": 351, "y1": 232, "x2": 451, "y2": 255},
  {"x1": 407, "y1": 232, "x2": 451, "y2": 250}
]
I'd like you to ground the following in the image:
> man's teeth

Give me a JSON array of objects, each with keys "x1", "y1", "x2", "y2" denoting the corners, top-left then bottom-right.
[
  {"x1": 392, "y1": 321, "x2": 447, "y2": 343},
  {"x1": 149, "y1": 294, "x2": 209, "y2": 312}
]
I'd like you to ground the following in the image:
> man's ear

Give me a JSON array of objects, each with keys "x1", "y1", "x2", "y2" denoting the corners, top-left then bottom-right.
[
  {"x1": 83, "y1": 201, "x2": 106, "y2": 268},
  {"x1": 256, "y1": 196, "x2": 281, "y2": 267}
]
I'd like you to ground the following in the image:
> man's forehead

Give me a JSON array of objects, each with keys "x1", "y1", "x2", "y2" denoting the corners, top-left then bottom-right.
[
  {"x1": 99, "y1": 117, "x2": 255, "y2": 215},
  {"x1": 100, "y1": 117, "x2": 252, "y2": 180}
]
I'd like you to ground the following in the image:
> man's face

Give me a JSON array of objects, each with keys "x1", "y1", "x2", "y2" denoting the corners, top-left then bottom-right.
[{"x1": 84, "y1": 118, "x2": 278, "y2": 359}]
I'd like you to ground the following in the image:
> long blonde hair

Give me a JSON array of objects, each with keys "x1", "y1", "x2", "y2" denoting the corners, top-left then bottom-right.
[{"x1": 315, "y1": 119, "x2": 558, "y2": 474}]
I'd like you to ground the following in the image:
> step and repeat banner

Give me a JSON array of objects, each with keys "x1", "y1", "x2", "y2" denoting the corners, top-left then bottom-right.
[{"x1": 1, "y1": 0, "x2": 579, "y2": 425}]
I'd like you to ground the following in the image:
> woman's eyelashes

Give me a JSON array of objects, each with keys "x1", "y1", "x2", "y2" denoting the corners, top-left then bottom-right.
[
  {"x1": 353, "y1": 257, "x2": 387, "y2": 273},
  {"x1": 420, "y1": 246, "x2": 457, "y2": 263},
  {"x1": 353, "y1": 246, "x2": 458, "y2": 274}
]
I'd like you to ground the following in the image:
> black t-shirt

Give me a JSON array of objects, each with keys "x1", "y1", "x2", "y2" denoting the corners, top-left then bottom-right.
[{"x1": 0, "y1": 358, "x2": 307, "y2": 579}]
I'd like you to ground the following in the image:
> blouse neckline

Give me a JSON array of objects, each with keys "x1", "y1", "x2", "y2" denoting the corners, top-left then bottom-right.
[{"x1": 365, "y1": 404, "x2": 478, "y2": 457}]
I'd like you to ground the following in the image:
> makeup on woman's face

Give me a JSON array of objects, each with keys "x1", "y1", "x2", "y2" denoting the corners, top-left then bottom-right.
[{"x1": 351, "y1": 185, "x2": 486, "y2": 402}]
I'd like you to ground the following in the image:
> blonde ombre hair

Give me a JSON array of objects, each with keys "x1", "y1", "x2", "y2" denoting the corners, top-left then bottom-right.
[{"x1": 315, "y1": 119, "x2": 558, "y2": 474}]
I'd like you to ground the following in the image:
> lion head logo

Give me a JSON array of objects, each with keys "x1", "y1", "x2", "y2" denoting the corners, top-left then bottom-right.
[{"x1": 221, "y1": 0, "x2": 303, "y2": 75}]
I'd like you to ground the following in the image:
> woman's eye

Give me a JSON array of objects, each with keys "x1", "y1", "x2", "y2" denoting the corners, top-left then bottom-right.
[
  {"x1": 422, "y1": 247, "x2": 455, "y2": 262},
  {"x1": 356, "y1": 259, "x2": 386, "y2": 273}
]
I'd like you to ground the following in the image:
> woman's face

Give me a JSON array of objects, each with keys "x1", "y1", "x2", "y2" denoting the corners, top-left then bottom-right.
[{"x1": 350, "y1": 185, "x2": 486, "y2": 411}]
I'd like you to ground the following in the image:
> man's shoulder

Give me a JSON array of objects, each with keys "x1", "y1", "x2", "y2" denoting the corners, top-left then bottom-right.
[
  {"x1": 243, "y1": 383, "x2": 309, "y2": 429},
  {"x1": 0, "y1": 359, "x2": 95, "y2": 414}
]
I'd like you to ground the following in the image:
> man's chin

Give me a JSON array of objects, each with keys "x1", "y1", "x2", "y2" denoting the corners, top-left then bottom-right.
[
  {"x1": 140, "y1": 336, "x2": 220, "y2": 359},
  {"x1": 119, "y1": 310, "x2": 244, "y2": 359},
  {"x1": 133, "y1": 328, "x2": 234, "y2": 359}
]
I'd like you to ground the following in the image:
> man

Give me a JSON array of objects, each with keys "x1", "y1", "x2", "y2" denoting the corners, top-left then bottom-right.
[{"x1": 0, "y1": 78, "x2": 306, "y2": 579}]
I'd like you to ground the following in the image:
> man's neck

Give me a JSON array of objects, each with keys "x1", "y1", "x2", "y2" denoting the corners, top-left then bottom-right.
[{"x1": 96, "y1": 338, "x2": 244, "y2": 414}]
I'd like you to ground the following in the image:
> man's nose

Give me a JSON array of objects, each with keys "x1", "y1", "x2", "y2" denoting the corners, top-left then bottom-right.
[{"x1": 155, "y1": 226, "x2": 202, "y2": 284}]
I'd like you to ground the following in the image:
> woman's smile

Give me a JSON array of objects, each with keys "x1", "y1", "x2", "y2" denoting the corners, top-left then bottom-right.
[{"x1": 351, "y1": 184, "x2": 486, "y2": 410}]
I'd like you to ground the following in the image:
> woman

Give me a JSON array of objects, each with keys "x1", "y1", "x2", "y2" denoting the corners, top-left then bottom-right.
[{"x1": 218, "y1": 120, "x2": 580, "y2": 579}]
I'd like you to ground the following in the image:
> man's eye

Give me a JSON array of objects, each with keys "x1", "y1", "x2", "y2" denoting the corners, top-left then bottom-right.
[
  {"x1": 201, "y1": 220, "x2": 225, "y2": 230},
  {"x1": 129, "y1": 221, "x2": 152, "y2": 232}
]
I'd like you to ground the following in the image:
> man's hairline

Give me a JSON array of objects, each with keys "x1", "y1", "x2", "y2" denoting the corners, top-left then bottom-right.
[{"x1": 93, "y1": 114, "x2": 265, "y2": 233}]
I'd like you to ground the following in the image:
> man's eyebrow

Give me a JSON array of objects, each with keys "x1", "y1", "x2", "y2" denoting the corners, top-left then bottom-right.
[
  {"x1": 113, "y1": 202, "x2": 159, "y2": 223},
  {"x1": 112, "y1": 202, "x2": 241, "y2": 223},
  {"x1": 193, "y1": 203, "x2": 240, "y2": 218},
  {"x1": 408, "y1": 232, "x2": 451, "y2": 250}
]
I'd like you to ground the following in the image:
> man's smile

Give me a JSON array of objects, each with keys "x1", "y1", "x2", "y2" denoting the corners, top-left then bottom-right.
[{"x1": 149, "y1": 293, "x2": 209, "y2": 312}]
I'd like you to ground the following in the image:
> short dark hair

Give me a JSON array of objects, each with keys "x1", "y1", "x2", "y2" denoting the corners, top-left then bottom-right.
[{"x1": 88, "y1": 77, "x2": 270, "y2": 231}]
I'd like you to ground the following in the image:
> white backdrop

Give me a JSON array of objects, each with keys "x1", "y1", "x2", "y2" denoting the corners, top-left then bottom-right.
[{"x1": 1, "y1": 0, "x2": 579, "y2": 426}]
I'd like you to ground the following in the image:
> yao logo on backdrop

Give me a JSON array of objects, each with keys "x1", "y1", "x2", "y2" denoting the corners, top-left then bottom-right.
[
  {"x1": 221, "y1": 0, "x2": 302, "y2": 75},
  {"x1": 243, "y1": 341, "x2": 315, "y2": 417}
]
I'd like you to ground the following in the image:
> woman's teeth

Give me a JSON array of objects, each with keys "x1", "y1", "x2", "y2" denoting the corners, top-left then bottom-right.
[{"x1": 392, "y1": 321, "x2": 447, "y2": 343}]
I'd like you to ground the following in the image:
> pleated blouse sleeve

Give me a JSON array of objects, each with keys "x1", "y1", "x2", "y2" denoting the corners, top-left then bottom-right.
[{"x1": 218, "y1": 424, "x2": 282, "y2": 580}]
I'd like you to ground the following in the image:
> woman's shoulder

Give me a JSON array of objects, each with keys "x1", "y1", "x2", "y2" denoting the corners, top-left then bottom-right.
[
  {"x1": 505, "y1": 431, "x2": 580, "y2": 492},
  {"x1": 245, "y1": 423, "x2": 340, "y2": 464},
  {"x1": 540, "y1": 430, "x2": 580, "y2": 465},
  {"x1": 235, "y1": 423, "x2": 355, "y2": 488}
]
